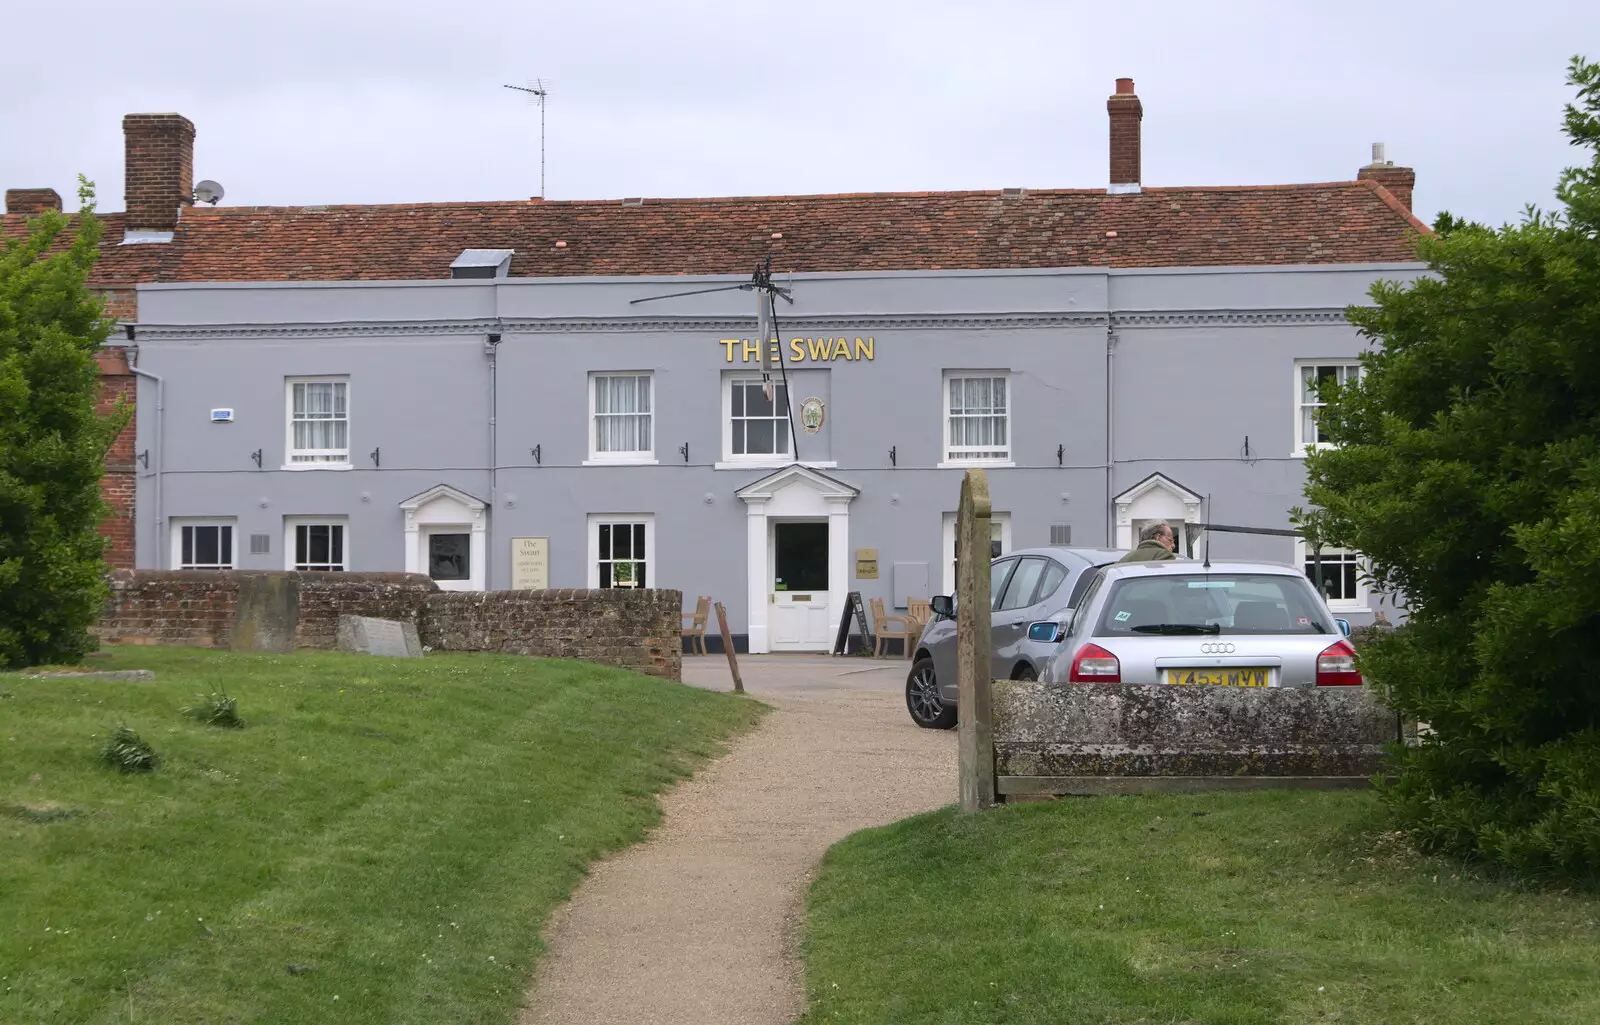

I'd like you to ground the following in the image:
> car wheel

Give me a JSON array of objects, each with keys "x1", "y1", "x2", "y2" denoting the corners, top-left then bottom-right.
[
  {"x1": 906, "y1": 657, "x2": 956, "y2": 730},
  {"x1": 1014, "y1": 665, "x2": 1038, "y2": 682}
]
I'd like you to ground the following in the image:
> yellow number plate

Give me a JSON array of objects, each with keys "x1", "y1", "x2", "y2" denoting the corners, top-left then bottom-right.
[{"x1": 1167, "y1": 668, "x2": 1270, "y2": 687}]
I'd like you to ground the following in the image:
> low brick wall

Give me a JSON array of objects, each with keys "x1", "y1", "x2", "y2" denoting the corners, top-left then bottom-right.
[
  {"x1": 423, "y1": 588, "x2": 682, "y2": 680},
  {"x1": 294, "y1": 573, "x2": 437, "y2": 649},
  {"x1": 992, "y1": 681, "x2": 1406, "y2": 798},
  {"x1": 94, "y1": 571, "x2": 682, "y2": 679},
  {"x1": 96, "y1": 570, "x2": 242, "y2": 648}
]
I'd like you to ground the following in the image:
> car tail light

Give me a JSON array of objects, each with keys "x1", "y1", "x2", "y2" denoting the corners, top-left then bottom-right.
[
  {"x1": 1315, "y1": 639, "x2": 1362, "y2": 686},
  {"x1": 1069, "y1": 642, "x2": 1120, "y2": 683}
]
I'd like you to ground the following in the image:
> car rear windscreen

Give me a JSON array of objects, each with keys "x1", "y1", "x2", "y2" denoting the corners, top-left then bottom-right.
[{"x1": 1095, "y1": 573, "x2": 1336, "y2": 636}]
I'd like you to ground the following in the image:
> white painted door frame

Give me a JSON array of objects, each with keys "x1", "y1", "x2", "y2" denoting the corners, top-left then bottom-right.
[{"x1": 736, "y1": 465, "x2": 858, "y2": 654}]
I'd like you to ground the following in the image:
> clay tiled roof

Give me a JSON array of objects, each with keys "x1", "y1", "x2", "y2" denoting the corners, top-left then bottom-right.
[{"x1": 1, "y1": 179, "x2": 1426, "y2": 288}]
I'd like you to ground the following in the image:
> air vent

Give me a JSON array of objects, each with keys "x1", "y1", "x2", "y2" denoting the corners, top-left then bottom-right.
[
  {"x1": 449, "y1": 248, "x2": 515, "y2": 279},
  {"x1": 621, "y1": 197, "x2": 644, "y2": 207},
  {"x1": 1050, "y1": 524, "x2": 1072, "y2": 546},
  {"x1": 249, "y1": 533, "x2": 271, "y2": 555},
  {"x1": 1001, "y1": 187, "x2": 1027, "y2": 198}
]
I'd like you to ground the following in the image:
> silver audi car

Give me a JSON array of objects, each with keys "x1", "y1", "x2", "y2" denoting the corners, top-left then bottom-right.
[
  {"x1": 905, "y1": 553, "x2": 1357, "y2": 729},
  {"x1": 1036, "y1": 559, "x2": 1358, "y2": 688}
]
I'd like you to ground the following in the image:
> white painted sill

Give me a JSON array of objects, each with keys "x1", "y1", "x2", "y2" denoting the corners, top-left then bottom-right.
[
  {"x1": 279, "y1": 462, "x2": 354, "y2": 471},
  {"x1": 582, "y1": 457, "x2": 660, "y2": 467},
  {"x1": 714, "y1": 459, "x2": 837, "y2": 471},
  {"x1": 937, "y1": 460, "x2": 1016, "y2": 470}
]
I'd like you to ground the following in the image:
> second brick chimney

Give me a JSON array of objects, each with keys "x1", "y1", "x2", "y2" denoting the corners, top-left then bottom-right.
[
  {"x1": 1107, "y1": 77, "x2": 1142, "y2": 194},
  {"x1": 124, "y1": 113, "x2": 195, "y2": 232},
  {"x1": 5, "y1": 188, "x2": 63, "y2": 216},
  {"x1": 1356, "y1": 142, "x2": 1416, "y2": 211}
]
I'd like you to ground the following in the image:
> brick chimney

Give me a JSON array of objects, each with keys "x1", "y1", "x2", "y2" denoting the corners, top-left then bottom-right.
[
  {"x1": 1107, "y1": 78, "x2": 1142, "y2": 194},
  {"x1": 5, "y1": 188, "x2": 63, "y2": 216},
  {"x1": 1356, "y1": 142, "x2": 1415, "y2": 211},
  {"x1": 123, "y1": 113, "x2": 195, "y2": 232}
]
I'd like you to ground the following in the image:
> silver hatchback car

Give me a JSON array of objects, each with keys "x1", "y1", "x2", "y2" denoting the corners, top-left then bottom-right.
[
  {"x1": 1037, "y1": 559, "x2": 1359, "y2": 688},
  {"x1": 904, "y1": 546, "x2": 1127, "y2": 729},
  {"x1": 906, "y1": 554, "x2": 1358, "y2": 729}
]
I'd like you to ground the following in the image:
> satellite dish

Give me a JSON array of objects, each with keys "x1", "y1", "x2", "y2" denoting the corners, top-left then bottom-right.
[{"x1": 194, "y1": 180, "x2": 225, "y2": 205}]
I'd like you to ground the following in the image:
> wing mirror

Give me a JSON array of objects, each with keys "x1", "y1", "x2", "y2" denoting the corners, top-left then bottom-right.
[
  {"x1": 1335, "y1": 618, "x2": 1352, "y2": 637},
  {"x1": 929, "y1": 595, "x2": 955, "y2": 618},
  {"x1": 1027, "y1": 622, "x2": 1064, "y2": 643}
]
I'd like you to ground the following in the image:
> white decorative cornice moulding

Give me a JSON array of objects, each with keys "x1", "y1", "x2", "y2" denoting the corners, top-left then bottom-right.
[{"x1": 132, "y1": 308, "x2": 1352, "y2": 340}]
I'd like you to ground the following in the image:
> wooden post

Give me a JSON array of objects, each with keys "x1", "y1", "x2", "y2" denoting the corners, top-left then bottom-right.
[
  {"x1": 713, "y1": 601, "x2": 744, "y2": 694},
  {"x1": 956, "y1": 468, "x2": 995, "y2": 812}
]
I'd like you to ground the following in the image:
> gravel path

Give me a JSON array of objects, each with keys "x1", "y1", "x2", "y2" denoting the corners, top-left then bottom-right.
[{"x1": 518, "y1": 655, "x2": 957, "y2": 1025}]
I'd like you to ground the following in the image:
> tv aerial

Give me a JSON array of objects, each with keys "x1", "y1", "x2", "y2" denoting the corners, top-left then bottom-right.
[
  {"x1": 630, "y1": 254, "x2": 798, "y2": 440},
  {"x1": 193, "y1": 180, "x2": 225, "y2": 205}
]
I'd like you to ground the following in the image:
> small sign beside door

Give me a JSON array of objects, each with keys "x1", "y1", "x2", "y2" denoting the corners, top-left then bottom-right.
[
  {"x1": 510, "y1": 537, "x2": 549, "y2": 590},
  {"x1": 855, "y1": 548, "x2": 879, "y2": 579}
]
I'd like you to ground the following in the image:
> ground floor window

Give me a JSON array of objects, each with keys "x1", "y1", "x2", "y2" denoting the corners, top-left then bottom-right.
[
  {"x1": 288, "y1": 519, "x2": 347, "y2": 572},
  {"x1": 941, "y1": 511, "x2": 1012, "y2": 595},
  {"x1": 1299, "y1": 541, "x2": 1367, "y2": 609},
  {"x1": 171, "y1": 519, "x2": 235, "y2": 569},
  {"x1": 588, "y1": 515, "x2": 654, "y2": 589},
  {"x1": 428, "y1": 533, "x2": 470, "y2": 581}
]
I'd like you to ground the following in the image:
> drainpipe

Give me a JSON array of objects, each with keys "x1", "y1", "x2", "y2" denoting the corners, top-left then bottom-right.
[
  {"x1": 1104, "y1": 321, "x2": 1118, "y2": 547},
  {"x1": 126, "y1": 339, "x2": 164, "y2": 568},
  {"x1": 485, "y1": 324, "x2": 502, "y2": 589}
]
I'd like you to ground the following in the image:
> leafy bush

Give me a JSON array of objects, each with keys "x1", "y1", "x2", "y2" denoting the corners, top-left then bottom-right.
[
  {"x1": 182, "y1": 685, "x2": 243, "y2": 729},
  {"x1": 100, "y1": 725, "x2": 158, "y2": 773},
  {"x1": 1299, "y1": 56, "x2": 1600, "y2": 877},
  {"x1": 0, "y1": 179, "x2": 131, "y2": 669}
]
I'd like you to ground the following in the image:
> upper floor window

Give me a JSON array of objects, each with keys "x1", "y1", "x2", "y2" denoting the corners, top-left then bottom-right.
[
  {"x1": 287, "y1": 378, "x2": 349, "y2": 466},
  {"x1": 1295, "y1": 361, "x2": 1361, "y2": 453},
  {"x1": 589, "y1": 373, "x2": 654, "y2": 462},
  {"x1": 944, "y1": 373, "x2": 1011, "y2": 464},
  {"x1": 723, "y1": 375, "x2": 790, "y2": 462},
  {"x1": 171, "y1": 518, "x2": 235, "y2": 570}
]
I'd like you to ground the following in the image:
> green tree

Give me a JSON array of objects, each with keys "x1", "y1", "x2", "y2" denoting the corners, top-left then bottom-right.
[
  {"x1": 0, "y1": 178, "x2": 127, "y2": 668},
  {"x1": 1300, "y1": 56, "x2": 1600, "y2": 877}
]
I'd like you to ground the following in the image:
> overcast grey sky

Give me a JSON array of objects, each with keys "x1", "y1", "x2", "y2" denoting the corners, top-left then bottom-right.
[{"x1": 2, "y1": 1, "x2": 1595, "y2": 229}]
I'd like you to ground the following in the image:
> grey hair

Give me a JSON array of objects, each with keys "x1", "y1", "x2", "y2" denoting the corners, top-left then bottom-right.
[{"x1": 1139, "y1": 521, "x2": 1172, "y2": 543}]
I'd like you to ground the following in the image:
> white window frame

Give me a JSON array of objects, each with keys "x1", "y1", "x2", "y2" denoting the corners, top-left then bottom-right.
[
  {"x1": 585, "y1": 371, "x2": 658, "y2": 465},
  {"x1": 170, "y1": 517, "x2": 237, "y2": 570},
  {"x1": 1293, "y1": 360, "x2": 1362, "y2": 456},
  {"x1": 284, "y1": 377, "x2": 352, "y2": 469},
  {"x1": 940, "y1": 371, "x2": 1014, "y2": 468},
  {"x1": 284, "y1": 517, "x2": 350, "y2": 572},
  {"x1": 1297, "y1": 539, "x2": 1370, "y2": 612},
  {"x1": 720, "y1": 373, "x2": 793, "y2": 467},
  {"x1": 940, "y1": 511, "x2": 1013, "y2": 596},
  {"x1": 586, "y1": 514, "x2": 655, "y2": 589}
]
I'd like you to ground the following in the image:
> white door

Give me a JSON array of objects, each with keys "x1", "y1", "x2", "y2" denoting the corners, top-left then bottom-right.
[{"x1": 769, "y1": 520, "x2": 834, "y2": 650}]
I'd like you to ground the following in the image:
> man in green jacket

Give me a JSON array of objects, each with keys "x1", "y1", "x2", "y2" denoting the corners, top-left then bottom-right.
[{"x1": 1120, "y1": 521, "x2": 1177, "y2": 562}]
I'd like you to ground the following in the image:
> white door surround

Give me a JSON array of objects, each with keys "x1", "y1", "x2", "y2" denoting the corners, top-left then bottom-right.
[
  {"x1": 399, "y1": 484, "x2": 487, "y2": 591},
  {"x1": 736, "y1": 464, "x2": 859, "y2": 654},
  {"x1": 1113, "y1": 472, "x2": 1204, "y2": 553}
]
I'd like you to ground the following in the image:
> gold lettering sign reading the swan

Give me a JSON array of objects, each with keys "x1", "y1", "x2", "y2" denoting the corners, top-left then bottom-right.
[{"x1": 719, "y1": 337, "x2": 875, "y2": 363}]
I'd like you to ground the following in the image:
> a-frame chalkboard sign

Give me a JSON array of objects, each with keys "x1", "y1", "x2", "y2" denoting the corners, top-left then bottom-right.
[{"x1": 831, "y1": 590, "x2": 873, "y2": 656}]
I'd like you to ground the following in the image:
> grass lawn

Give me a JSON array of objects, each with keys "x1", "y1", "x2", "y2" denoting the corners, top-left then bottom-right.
[
  {"x1": 1, "y1": 646, "x2": 762, "y2": 1024},
  {"x1": 799, "y1": 791, "x2": 1600, "y2": 1025}
]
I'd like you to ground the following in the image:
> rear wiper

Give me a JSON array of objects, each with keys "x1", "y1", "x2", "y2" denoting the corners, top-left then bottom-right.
[{"x1": 1129, "y1": 623, "x2": 1221, "y2": 635}]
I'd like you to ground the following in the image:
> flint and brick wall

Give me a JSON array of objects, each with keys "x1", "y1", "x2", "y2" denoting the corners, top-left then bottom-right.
[
  {"x1": 94, "y1": 570, "x2": 682, "y2": 679},
  {"x1": 422, "y1": 588, "x2": 682, "y2": 680}
]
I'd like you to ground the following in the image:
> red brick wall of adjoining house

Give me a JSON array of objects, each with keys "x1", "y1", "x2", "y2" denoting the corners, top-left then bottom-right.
[{"x1": 95, "y1": 348, "x2": 136, "y2": 569}]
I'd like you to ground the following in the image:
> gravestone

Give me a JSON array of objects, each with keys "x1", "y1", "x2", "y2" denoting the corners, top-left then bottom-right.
[
  {"x1": 336, "y1": 615, "x2": 423, "y2": 658},
  {"x1": 229, "y1": 573, "x2": 299, "y2": 653}
]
